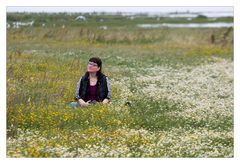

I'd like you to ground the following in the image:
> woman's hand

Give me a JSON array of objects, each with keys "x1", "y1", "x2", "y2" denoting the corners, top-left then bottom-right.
[
  {"x1": 78, "y1": 99, "x2": 91, "y2": 107},
  {"x1": 83, "y1": 100, "x2": 91, "y2": 106},
  {"x1": 102, "y1": 98, "x2": 109, "y2": 104}
]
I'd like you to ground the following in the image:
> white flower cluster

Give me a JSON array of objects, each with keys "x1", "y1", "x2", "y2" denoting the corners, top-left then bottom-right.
[
  {"x1": 134, "y1": 58, "x2": 233, "y2": 122},
  {"x1": 7, "y1": 126, "x2": 233, "y2": 157}
]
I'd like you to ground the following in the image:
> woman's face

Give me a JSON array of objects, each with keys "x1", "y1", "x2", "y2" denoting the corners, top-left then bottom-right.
[{"x1": 87, "y1": 61, "x2": 100, "y2": 73}]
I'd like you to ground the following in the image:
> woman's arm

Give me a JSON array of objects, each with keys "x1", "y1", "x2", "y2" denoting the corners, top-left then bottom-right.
[
  {"x1": 75, "y1": 77, "x2": 82, "y2": 100},
  {"x1": 106, "y1": 76, "x2": 111, "y2": 99},
  {"x1": 102, "y1": 98, "x2": 109, "y2": 104},
  {"x1": 102, "y1": 77, "x2": 111, "y2": 104}
]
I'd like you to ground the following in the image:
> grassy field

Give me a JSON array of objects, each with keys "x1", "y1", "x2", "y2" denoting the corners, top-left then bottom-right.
[{"x1": 6, "y1": 12, "x2": 233, "y2": 157}]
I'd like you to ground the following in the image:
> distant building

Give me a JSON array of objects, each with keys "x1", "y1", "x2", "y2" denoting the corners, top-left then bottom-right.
[
  {"x1": 12, "y1": 21, "x2": 34, "y2": 28},
  {"x1": 7, "y1": 23, "x2": 11, "y2": 28},
  {"x1": 75, "y1": 15, "x2": 86, "y2": 21},
  {"x1": 99, "y1": 26, "x2": 108, "y2": 30}
]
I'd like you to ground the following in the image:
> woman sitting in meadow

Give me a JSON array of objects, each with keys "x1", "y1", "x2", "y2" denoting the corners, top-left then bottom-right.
[{"x1": 69, "y1": 57, "x2": 111, "y2": 108}]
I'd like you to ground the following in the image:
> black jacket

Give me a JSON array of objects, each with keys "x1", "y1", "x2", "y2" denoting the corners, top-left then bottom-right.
[{"x1": 75, "y1": 72, "x2": 111, "y2": 102}]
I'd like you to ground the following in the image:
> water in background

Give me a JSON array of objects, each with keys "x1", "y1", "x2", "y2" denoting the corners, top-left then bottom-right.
[{"x1": 137, "y1": 22, "x2": 234, "y2": 28}]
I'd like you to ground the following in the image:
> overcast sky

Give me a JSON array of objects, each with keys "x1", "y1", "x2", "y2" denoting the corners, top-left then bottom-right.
[{"x1": 6, "y1": 6, "x2": 233, "y2": 13}]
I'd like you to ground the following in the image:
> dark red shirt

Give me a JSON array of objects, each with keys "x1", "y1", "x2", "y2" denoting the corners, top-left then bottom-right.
[{"x1": 86, "y1": 84, "x2": 99, "y2": 101}]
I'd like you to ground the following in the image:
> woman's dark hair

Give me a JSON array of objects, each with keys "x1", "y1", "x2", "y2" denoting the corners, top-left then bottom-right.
[{"x1": 85, "y1": 57, "x2": 102, "y2": 77}]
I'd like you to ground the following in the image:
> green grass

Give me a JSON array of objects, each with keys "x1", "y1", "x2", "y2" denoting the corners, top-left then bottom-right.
[{"x1": 6, "y1": 13, "x2": 233, "y2": 157}]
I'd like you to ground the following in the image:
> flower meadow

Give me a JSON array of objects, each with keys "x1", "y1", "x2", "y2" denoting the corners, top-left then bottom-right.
[{"x1": 7, "y1": 12, "x2": 233, "y2": 157}]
